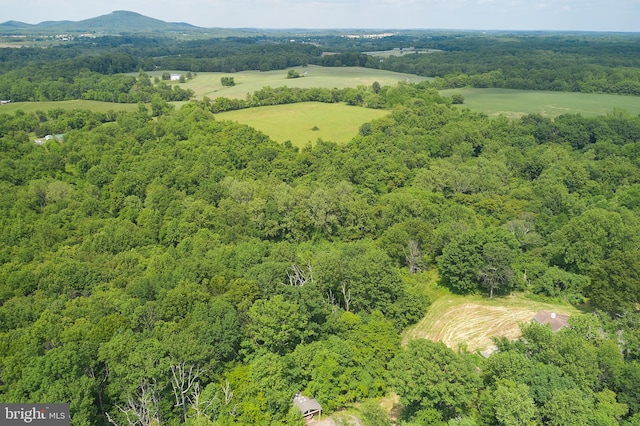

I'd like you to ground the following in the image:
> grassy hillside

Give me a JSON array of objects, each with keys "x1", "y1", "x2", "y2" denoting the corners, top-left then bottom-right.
[
  {"x1": 214, "y1": 102, "x2": 389, "y2": 147},
  {"x1": 174, "y1": 65, "x2": 430, "y2": 100},
  {"x1": 442, "y1": 88, "x2": 640, "y2": 118},
  {"x1": 402, "y1": 272, "x2": 581, "y2": 353}
]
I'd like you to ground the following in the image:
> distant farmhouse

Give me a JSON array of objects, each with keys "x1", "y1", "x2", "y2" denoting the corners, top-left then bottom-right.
[
  {"x1": 170, "y1": 73, "x2": 182, "y2": 81},
  {"x1": 35, "y1": 134, "x2": 64, "y2": 145},
  {"x1": 292, "y1": 394, "x2": 322, "y2": 421},
  {"x1": 533, "y1": 311, "x2": 570, "y2": 332}
]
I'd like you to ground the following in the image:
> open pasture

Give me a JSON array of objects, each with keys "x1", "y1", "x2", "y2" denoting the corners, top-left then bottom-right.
[
  {"x1": 442, "y1": 88, "x2": 640, "y2": 118},
  {"x1": 0, "y1": 100, "x2": 139, "y2": 114},
  {"x1": 403, "y1": 292, "x2": 579, "y2": 353},
  {"x1": 214, "y1": 101, "x2": 388, "y2": 147},
  {"x1": 176, "y1": 65, "x2": 430, "y2": 99}
]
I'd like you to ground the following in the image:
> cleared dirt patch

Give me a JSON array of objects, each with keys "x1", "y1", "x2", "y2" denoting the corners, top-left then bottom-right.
[{"x1": 403, "y1": 295, "x2": 578, "y2": 352}]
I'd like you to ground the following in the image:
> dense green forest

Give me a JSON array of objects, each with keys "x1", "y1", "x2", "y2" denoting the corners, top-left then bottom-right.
[
  {"x1": 368, "y1": 34, "x2": 640, "y2": 95},
  {"x1": 2, "y1": 28, "x2": 640, "y2": 425},
  {"x1": 2, "y1": 76, "x2": 640, "y2": 425}
]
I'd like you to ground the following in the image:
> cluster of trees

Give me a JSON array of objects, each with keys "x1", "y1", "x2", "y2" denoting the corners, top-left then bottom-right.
[
  {"x1": 200, "y1": 81, "x2": 438, "y2": 114},
  {"x1": 90, "y1": 37, "x2": 322, "y2": 73},
  {"x1": 0, "y1": 38, "x2": 321, "y2": 76},
  {"x1": 0, "y1": 37, "x2": 320, "y2": 103},
  {"x1": 312, "y1": 51, "x2": 380, "y2": 68},
  {"x1": 1, "y1": 73, "x2": 640, "y2": 425},
  {"x1": 392, "y1": 312, "x2": 640, "y2": 425},
  {"x1": 220, "y1": 77, "x2": 235, "y2": 87},
  {"x1": 0, "y1": 35, "x2": 404, "y2": 105},
  {"x1": 0, "y1": 107, "x2": 120, "y2": 139},
  {"x1": 0, "y1": 70, "x2": 193, "y2": 103},
  {"x1": 374, "y1": 34, "x2": 640, "y2": 95},
  {"x1": 199, "y1": 77, "x2": 400, "y2": 113}
]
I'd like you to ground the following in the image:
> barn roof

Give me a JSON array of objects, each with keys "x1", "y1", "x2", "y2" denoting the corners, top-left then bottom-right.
[{"x1": 533, "y1": 311, "x2": 569, "y2": 332}]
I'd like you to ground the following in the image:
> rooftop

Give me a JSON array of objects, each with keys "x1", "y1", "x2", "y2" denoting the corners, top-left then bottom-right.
[
  {"x1": 293, "y1": 394, "x2": 322, "y2": 418},
  {"x1": 533, "y1": 311, "x2": 569, "y2": 332}
]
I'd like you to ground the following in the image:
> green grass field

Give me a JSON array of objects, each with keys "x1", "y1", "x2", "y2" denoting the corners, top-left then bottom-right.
[
  {"x1": 5, "y1": 68, "x2": 638, "y2": 122},
  {"x1": 214, "y1": 102, "x2": 388, "y2": 147},
  {"x1": 176, "y1": 65, "x2": 430, "y2": 99},
  {"x1": 0, "y1": 100, "x2": 140, "y2": 114},
  {"x1": 402, "y1": 272, "x2": 581, "y2": 353},
  {"x1": 442, "y1": 88, "x2": 640, "y2": 118}
]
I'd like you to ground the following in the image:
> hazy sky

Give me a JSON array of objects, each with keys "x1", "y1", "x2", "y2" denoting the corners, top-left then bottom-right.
[{"x1": 3, "y1": 0, "x2": 639, "y2": 32}]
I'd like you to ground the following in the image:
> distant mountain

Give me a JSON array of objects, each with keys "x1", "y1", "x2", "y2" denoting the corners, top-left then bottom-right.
[
  {"x1": 38, "y1": 20, "x2": 74, "y2": 27},
  {"x1": 0, "y1": 11, "x2": 202, "y2": 34},
  {"x1": 0, "y1": 20, "x2": 33, "y2": 29},
  {"x1": 66, "y1": 11, "x2": 199, "y2": 32}
]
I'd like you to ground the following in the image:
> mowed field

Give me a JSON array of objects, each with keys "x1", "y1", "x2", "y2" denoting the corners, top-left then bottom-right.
[
  {"x1": 0, "y1": 100, "x2": 139, "y2": 114},
  {"x1": 5, "y1": 68, "x2": 638, "y2": 121},
  {"x1": 214, "y1": 102, "x2": 388, "y2": 147},
  {"x1": 442, "y1": 88, "x2": 640, "y2": 118},
  {"x1": 172, "y1": 65, "x2": 430, "y2": 99},
  {"x1": 403, "y1": 291, "x2": 580, "y2": 353}
]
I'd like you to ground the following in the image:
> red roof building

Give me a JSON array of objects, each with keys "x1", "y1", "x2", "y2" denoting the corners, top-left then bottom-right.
[{"x1": 533, "y1": 311, "x2": 569, "y2": 332}]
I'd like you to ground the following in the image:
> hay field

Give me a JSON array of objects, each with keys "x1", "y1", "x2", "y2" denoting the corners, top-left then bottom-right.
[
  {"x1": 403, "y1": 293, "x2": 580, "y2": 353},
  {"x1": 214, "y1": 101, "x2": 388, "y2": 147},
  {"x1": 173, "y1": 65, "x2": 430, "y2": 100},
  {"x1": 442, "y1": 88, "x2": 640, "y2": 118}
]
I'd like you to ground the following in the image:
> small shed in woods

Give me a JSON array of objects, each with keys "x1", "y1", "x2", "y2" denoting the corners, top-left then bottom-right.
[
  {"x1": 293, "y1": 394, "x2": 322, "y2": 420},
  {"x1": 533, "y1": 311, "x2": 569, "y2": 332}
]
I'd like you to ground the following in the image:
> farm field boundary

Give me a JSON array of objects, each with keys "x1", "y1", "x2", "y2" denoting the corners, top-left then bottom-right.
[
  {"x1": 214, "y1": 101, "x2": 388, "y2": 147},
  {"x1": 174, "y1": 65, "x2": 430, "y2": 99},
  {"x1": 442, "y1": 87, "x2": 640, "y2": 118}
]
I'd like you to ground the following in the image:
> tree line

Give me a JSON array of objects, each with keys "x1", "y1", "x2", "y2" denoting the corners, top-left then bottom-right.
[
  {"x1": 0, "y1": 69, "x2": 193, "y2": 103},
  {"x1": 373, "y1": 34, "x2": 640, "y2": 95}
]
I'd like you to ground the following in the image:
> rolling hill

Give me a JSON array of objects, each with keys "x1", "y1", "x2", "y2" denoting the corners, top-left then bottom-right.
[{"x1": 0, "y1": 11, "x2": 201, "y2": 34}]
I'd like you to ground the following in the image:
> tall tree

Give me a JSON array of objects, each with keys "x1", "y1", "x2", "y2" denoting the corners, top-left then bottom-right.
[
  {"x1": 493, "y1": 379, "x2": 537, "y2": 426},
  {"x1": 478, "y1": 241, "x2": 516, "y2": 299},
  {"x1": 389, "y1": 339, "x2": 481, "y2": 421},
  {"x1": 589, "y1": 250, "x2": 640, "y2": 316},
  {"x1": 246, "y1": 295, "x2": 310, "y2": 356},
  {"x1": 438, "y1": 228, "x2": 519, "y2": 296}
]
